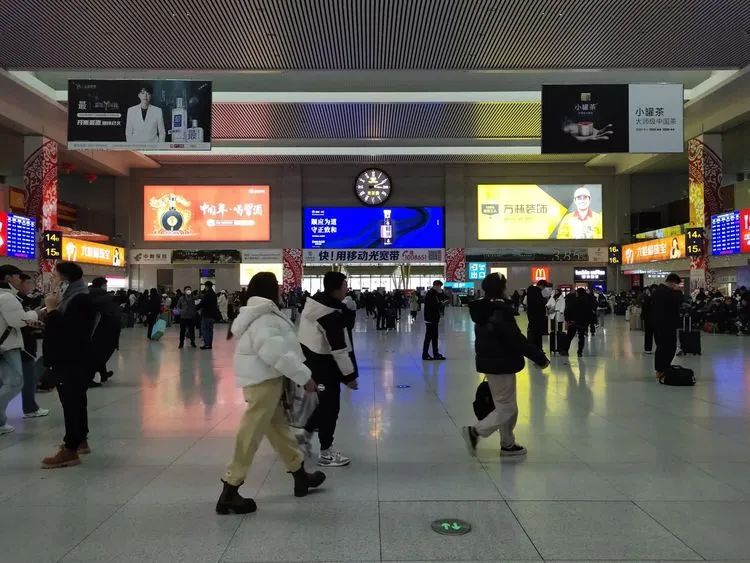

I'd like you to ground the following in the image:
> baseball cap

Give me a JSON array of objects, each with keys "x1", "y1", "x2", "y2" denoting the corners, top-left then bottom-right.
[{"x1": 0, "y1": 265, "x2": 24, "y2": 279}]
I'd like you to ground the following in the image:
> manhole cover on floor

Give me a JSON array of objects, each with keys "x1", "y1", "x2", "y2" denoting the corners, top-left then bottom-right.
[{"x1": 430, "y1": 519, "x2": 472, "y2": 536}]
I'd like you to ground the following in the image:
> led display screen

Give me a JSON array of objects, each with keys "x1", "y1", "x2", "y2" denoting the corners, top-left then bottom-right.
[
  {"x1": 710, "y1": 211, "x2": 740, "y2": 256},
  {"x1": 303, "y1": 207, "x2": 444, "y2": 249},
  {"x1": 477, "y1": 184, "x2": 603, "y2": 240},
  {"x1": 144, "y1": 185, "x2": 270, "y2": 242},
  {"x1": 6, "y1": 214, "x2": 36, "y2": 259}
]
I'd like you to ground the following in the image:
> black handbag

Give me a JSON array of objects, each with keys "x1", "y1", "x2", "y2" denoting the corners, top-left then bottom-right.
[
  {"x1": 659, "y1": 365, "x2": 696, "y2": 386},
  {"x1": 473, "y1": 380, "x2": 495, "y2": 420}
]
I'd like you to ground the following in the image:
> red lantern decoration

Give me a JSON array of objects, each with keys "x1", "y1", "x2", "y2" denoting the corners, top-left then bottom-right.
[
  {"x1": 62, "y1": 162, "x2": 74, "y2": 174},
  {"x1": 84, "y1": 173, "x2": 98, "y2": 184}
]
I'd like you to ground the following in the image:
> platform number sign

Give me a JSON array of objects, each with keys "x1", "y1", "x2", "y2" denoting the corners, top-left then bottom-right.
[
  {"x1": 608, "y1": 243, "x2": 622, "y2": 265},
  {"x1": 686, "y1": 227, "x2": 704, "y2": 257},
  {"x1": 42, "y1": 230, "x2": 63, "y2": 260}
]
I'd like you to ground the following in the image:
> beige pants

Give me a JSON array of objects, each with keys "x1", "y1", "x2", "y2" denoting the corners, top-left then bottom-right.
[
  {"x1": 224, "y1": 377, "x2": 304, "y2": 486},
  {"x1": 474, "y1": 373, "x2": 518, "y2": 448}
]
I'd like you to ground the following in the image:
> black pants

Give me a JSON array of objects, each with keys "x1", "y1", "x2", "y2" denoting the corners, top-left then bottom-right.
[
  {"x1": 57, "y1": 369, "x2": 89, "y2": 450},
  {"x1": 527, "y1": 327, "x2": 544, "y2": 351},
  {"x1": 410, "y1": 311, "x2": 417, "y2": 321},
  {"x1": 376, "y1": 309, "x2": 387, "y2": 330},
  {"x1": 654, "y1": 329, "x2": 677, "y2": 373},
  {"x1": 304, "y1": 375, "x2": 341, "y2": 451},
  {"x1": 644, "y1": 321, "x2": 654, "y2": 352},
  {"x1": 179, "y1": 318, "x2": 196, "y2": 345},
  {"x1": 566, "y1": 325, "x2": 587, "y2": 355},
  {"x1": 423, "y1": 321, "x2": 439, "y2": 357}
]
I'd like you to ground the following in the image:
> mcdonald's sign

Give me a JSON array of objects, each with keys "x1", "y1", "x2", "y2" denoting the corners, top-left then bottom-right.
[{"x1": 531, "y1": 266, "x2": 550, "y2": 284}]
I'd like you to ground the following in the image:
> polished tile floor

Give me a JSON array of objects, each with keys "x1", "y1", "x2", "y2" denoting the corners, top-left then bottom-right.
[{"x1": 2, "y1": 308, "x2": 750, "y2": 562}]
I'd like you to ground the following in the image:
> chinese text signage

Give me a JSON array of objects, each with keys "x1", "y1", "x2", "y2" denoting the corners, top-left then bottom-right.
[
  {"x1": 144, "y1": 185, "x2": 270, "y2": 242},
  {"x1": 303, "y1": 249, "x2": 445, "y2": 264},
  {"x1": 709, "y1": 209, "x2": 750, "y2": 255},
  {"x1": 62, "y1": 237, "x2": 125, "y2": 267},
  {"x1": 478, "y1": 184, "x2": 603, "y2": 240},
  {"x1": 303, "y1": 207, "x2": 443, "y2": 249},
  {"x1": 467, "y1": 262, "x2": 487, "y2": 280},
  {"x1": 0, "y1": 213, "x2": 37, "y2": 259},
  {"x1": 68, "y1": 80, "x2": 212, "y2": 150},
  {"x1": 622, "y1": 235, "x2": 686, "y2": 265},
  {"x1": 542, "y1": 83, "x2": 683, "y2": 154}
]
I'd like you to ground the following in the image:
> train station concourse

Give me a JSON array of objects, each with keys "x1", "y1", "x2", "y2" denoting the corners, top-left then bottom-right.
[{"x1": 1, "y1": 1, "x2": 750, "y2": 562}]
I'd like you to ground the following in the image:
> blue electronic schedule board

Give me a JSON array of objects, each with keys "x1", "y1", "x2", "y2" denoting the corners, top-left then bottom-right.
[
  {"x1": 710, "y1": 211, "x2": 740, "y2": 256},
  {"x1": 303, "y1": 207, "x2": 444, "y2": 249},
  {"x1": 7, "y1": 213, "x2": 36, "y2": 259}
]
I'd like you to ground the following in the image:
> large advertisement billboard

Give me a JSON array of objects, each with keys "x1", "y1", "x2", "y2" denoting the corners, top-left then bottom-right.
[
  {"x1": 542, "y1": 83, "x2": 683, "y2": 154},
  {"x1": 144, "y1": 186, "x2": 270, "y2": 242},
  {"x1": 62, "y1": 237, "x2": 126, "y2": 267},
  {"x1": 303, "y1": 207, "x2": 444, "y2": 249},
  {"x1": 622, "y1": 235, "x2": 686, "y2": 265},
  {"x1": 477, "y1": 184, "x2": 603, "y2": 240},
  {"x1": 68, "y1": 80, "x2": 212, "y2": 150}
]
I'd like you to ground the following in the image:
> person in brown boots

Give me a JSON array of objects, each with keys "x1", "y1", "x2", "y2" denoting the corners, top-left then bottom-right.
[
  {"x1": 41, "y1": 262, "x2": 97, "y2": 469},
  {"x1": 217, "y1": 272, "x2": 326, "y2": 515}
]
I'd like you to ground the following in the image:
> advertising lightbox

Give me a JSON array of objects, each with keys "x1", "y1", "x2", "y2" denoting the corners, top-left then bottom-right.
[
  {"x1": 68, "y1": 80, "x2": 212, "y2": 150},
  {"x1": 62, "y1": 237, "x2": 126, "y2": 267},
  {"x1": 622, "y1": 235, "x2": 686, "y2": 265},
  {"x1": 478, "y1": 184, "x2": 603, "y2": 240},
  {"x1": 303, "y1": 207, "x2": 444, "y2": 249},
  {"x1": 144, "y1": 185, "x2": 270, "y2": 242}
]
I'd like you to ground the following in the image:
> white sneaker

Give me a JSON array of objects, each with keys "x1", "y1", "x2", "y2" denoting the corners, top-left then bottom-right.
[
  {"x1": 295, "y1": 430, "x2": 313, "y2": 457},
  {"x1": 0, "y1": 424, "x2": 15, "y2": 435},
  {"x1": 23, "y1": 408, "x2": 50, "y2": 419},
  {"x1": 318, "y1": 449, "x2": 351, "y2": 467},
  {"x1": 644, "y1": 350, "x2": 654, "y2": 355}
]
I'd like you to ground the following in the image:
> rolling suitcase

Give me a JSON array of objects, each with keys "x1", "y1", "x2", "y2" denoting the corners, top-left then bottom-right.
[
  {"x1": 550, "y1": 330, "x2": 568, "y2": 354},
  {"x1": 386, "y1": 312, "x2": 397, "y2": 330},
  {"x1": 678, "y1": 316, "x2": 701, "y2": 355}
]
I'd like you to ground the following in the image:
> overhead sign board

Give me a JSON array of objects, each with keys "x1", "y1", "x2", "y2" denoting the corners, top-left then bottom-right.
[
  {"x1": 542, "y1": 83, "x2": 683, "y2": 154},
  {"x1": 573, "y1": 267, "x2": 607, "y2": 282},
  {"x1": 303, "y1": 248, "x2": 445, "y2": 264},
  {"x1": 622, "y1": 235, "x2": 686, "y2": 265},
  {"x1": 62, "y1": 237, "x2": 126, "y2": 267},
  {"x1": 68, "y1": 79, "x2": 212, "y2": 150},
  {"x1": 467, "y1": 262, "x2": 487, "y2": 280}
]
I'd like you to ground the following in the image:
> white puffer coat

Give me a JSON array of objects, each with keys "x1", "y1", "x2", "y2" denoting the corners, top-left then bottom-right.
[
  {"x1": 0, "y1": 287, "x2": 38, "y2": 352},
  {"x1": 231, "y1": 296, "x2": 311, "y2": 388}
]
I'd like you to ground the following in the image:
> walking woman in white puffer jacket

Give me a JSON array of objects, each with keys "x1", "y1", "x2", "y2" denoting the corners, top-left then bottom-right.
[{"x1": 217, "y1": 272, "x2": 325, "y2": 515}]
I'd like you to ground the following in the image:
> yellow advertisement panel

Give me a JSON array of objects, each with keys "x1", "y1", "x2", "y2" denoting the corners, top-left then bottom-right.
[
  {"x1": 62, "y1": 237, "x2": 126, "y2": 267},
  {"x1": 239, "y1": 263, "x2": 283, "y2": 287},
  {"x1": 478, "y1": 184, "x2": 603, "y2": 240},
  {"x1": 622, "y1": 235, "x2": 686, "y2": 265}
]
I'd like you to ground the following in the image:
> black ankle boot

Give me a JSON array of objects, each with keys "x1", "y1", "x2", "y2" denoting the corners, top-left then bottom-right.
[
  {"x1": 216, "y1": 479, "x2": 257, "y2": 514},
  {"x1": 291, "y1": 462, "x2": 326, "y2": 497}
]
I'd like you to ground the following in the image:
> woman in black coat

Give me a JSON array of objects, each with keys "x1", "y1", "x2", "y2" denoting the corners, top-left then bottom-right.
[
  {"x1": 146, "y1": 288, "x2": 162, "y2": 340},
  {"x1": 462, "y1": 273, "x2": 549, "y2": 458}
]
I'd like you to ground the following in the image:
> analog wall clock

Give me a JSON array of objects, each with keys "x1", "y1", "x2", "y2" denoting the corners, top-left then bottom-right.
[{"x1": 354, "y1": 168, "x2": 392, "y2": 205}]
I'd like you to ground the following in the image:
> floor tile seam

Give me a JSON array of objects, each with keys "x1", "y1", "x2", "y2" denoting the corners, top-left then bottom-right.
[
  {"x1": 504, "y1": 498, "x2": 546, "y2": 561},
  {"x1": 631, "y1": 499, "x2": 708, "y2": 561},
  {"x1": 85, "y1": 387, "x2": 143, "y2": 413}
]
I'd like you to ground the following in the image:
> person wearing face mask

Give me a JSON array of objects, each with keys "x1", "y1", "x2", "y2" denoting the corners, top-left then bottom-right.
[
  {"x1": 422, "y1": 280, "x2": 450, "y2": 361},
  {"x1": 40, "y1": 261, "x2": 97, "y2": 468},
  {"x1": 0, "y1": 265, "x2": 40, "y2": 435},
  {"x1": 177, "y1": 286, "x2": 197, "y2": 349},
  {"x1": 526, "y1": 280, "x2": 552, "y2": 351},
  {"x1": 217, "y1": 290, "x2": 229, "y2": 323}
]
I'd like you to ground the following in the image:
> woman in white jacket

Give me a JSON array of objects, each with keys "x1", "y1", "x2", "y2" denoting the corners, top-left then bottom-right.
[
  {"x1": 546, "y1": 290, "x2": 566, "y2": 355},
  {"x1": 218, "y1": 272, "x2": 325, "y2": 515},
  {"x1": 0, "y1": 265, "x2": 38, "y2": 435}
]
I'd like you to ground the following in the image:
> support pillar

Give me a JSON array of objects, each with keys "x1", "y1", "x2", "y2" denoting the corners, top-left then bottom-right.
[
  {"x1": 282, "y1": 248, "x2": 302, "y2": 293},
  {"x1": 688, "y1": 135, "x2": 722, "y2": 290},
  {"x1": 23, "y1": 137, "x2": 58, "y2": 289}
]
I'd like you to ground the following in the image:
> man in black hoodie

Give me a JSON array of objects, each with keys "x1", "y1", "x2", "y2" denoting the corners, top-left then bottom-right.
[
  {"x1": 422, "y1": 280, "x2": 449, "y2": 360},
  {"x1": 88, "y1": 277, "x2": 121, "y2": 386},
  {"x1": 297, "y1": 272, "x2": 358, "y2": 467},
  {"x1": 650, "y1": 273, "x2": 684, "y2": 376}
]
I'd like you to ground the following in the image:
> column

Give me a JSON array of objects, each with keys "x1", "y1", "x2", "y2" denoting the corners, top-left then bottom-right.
[
  {"x1": 688, "y1": 135, "x2": 723, "y2": 290},
  {"x1": 23, "y1": 136, "x2": 58, "y2": 288}
]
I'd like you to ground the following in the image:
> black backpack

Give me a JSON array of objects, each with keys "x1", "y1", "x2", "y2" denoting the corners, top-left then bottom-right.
[
  {"x1": 473, "y1": 380, "x2": 495, "y2": 420},
  {"x1": 659, "y1": 365, "x2": 696, "y2": 386}
]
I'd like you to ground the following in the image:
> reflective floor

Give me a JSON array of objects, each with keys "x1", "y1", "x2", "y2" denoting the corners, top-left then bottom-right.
[{"x1": 2, "y1": 308, "x2": 750, "y2": 562}]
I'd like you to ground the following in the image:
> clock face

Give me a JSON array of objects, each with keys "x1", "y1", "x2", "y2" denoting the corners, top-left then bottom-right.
[{"x1": 355, "y1": 168, "x2": 392, "y2": 205}]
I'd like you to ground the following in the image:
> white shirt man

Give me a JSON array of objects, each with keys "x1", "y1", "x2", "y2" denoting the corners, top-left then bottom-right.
[{"x1": 125, "y1": 87, "x2": 166, "y2": 145}]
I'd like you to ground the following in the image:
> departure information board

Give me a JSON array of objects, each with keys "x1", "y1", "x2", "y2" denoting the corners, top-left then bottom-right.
[
  {"x1": 710, "y1": 211, "x2": 740, "y2": 255},
  {"x1": 5, "y1": 213, "x2": 36, "y2": 259}
]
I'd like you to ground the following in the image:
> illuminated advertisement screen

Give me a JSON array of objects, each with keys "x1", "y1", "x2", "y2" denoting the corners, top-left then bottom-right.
[
  {"x1": 710, "y1": 211, "x2": 740, "y2": 256},
  {"x1": 240, "y1": 263, "x2": 283, "y2": 287},
  {"x1": 0, "y1": 213, "x2": 36, "y2": 259},
  {"x1": 622, "y1": 235, "x2": 686, "y2": 265},
  {"x1": 303, "y1": 207, "x2": 444, "y2": 249},
  {"x1": 742, "y1": 209, "x2": 750, "y2": 254},
  {"x1": 477, "y1": 184, "x2": 603, "y2": 240},
  {"x1": 144, "y1": 185, "x2": 270, "y2": 242},
  {"x1": 62, "y1": 237, "x2": 126, "y2": 267}
]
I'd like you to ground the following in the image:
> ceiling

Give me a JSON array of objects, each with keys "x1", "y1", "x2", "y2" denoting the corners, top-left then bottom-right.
[{"x1": 1, "y1": 0, "x2": 749, "y2": 70}]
